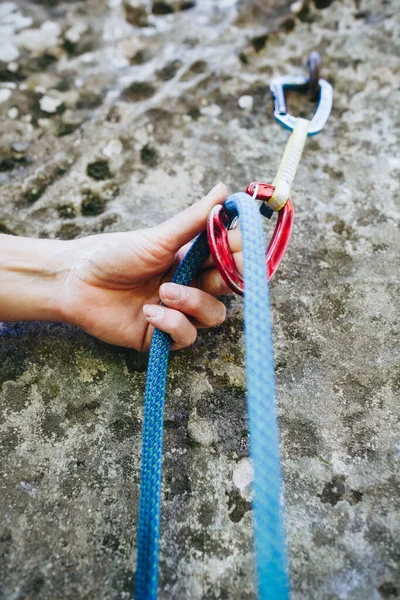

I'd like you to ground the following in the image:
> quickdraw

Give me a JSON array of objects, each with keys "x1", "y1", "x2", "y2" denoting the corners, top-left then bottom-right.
[
  {"x1": 207, "y1": 53, "x2": 333, "y2": 294},
  {"x1": 134, "y1": 52, "x2": 333, "y2": 600}
]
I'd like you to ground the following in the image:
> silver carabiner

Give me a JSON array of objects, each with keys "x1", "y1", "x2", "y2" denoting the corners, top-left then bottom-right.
[{"x1": 270, "y1": 52, "x2": 333, "y2": 136}]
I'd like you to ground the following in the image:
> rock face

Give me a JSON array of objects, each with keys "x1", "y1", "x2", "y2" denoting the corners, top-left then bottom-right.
[{"x1": 0, "y1": 1, "x2": 399, "y2": 599}]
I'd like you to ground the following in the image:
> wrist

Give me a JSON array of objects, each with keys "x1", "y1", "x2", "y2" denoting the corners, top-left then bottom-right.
[{"x1": 0, "y1": 234, "x2": 72, "y2": 323}]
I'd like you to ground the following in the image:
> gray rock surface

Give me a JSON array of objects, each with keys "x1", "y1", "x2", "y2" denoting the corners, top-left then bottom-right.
[{"x1": 0, "y1": 0, "x2": 399, "y2": 598}]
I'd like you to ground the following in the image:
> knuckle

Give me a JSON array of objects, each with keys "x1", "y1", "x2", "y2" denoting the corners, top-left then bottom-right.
[
  {"x1": 186, "y1": 328, "x2": 197, "y2": 347},
  {"x1": 217, "y1": 303, "x2": 227, "y2": 324},
  {"x1": 209, "y1": 303, "x2": 226, "y2": 326}
]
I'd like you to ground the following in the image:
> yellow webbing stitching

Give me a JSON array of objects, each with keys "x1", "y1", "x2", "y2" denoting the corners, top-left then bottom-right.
[{"x1": 267, "y1": 117, "x2": 310, "y2": 211}]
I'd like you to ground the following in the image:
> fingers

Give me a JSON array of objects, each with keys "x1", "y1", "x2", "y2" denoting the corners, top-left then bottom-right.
[
  {"x1": 143, "y1": 304, "x2": 198, "y2": 350},
  {"x1": 143, "y1": 283, "x2": 227, "y2": 350},
  {"x1": 154, "y1": 182, "x2": 228, "y2": 254},
  {"x1": 159, "y1": 283, "x2": 226, "y2": 326},
  {"x1": 195, "y1": 268, "x2": 231, "y2": 296},
  {"x1": 199, "y1": 228, "x2": 243, "y2": 270}
]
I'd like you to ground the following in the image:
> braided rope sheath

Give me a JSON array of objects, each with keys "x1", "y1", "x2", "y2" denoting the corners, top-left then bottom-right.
[
  {"x1": 225, "y1": 193, "x2": 289, "y2": 598},
  {"x1": 135, "y1": 232, "x2": 210, "y2": 600},
  {"x1": 134, "y1": 194, "x2": 289, "y2": 599}
]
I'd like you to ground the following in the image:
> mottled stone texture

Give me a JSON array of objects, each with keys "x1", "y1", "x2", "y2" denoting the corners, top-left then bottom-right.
[{"x1": 0, "y1": 0, "x2": 399, "y2": 598}]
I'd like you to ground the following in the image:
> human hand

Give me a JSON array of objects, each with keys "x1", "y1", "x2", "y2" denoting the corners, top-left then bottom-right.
[{"x1": 58, "y1": 182, "x2": 242, "y2": 351}]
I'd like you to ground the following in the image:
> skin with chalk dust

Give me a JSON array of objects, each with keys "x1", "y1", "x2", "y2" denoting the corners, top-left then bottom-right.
[{"x1": 0, "y1": 1, "x2": 399, "y2": 599}]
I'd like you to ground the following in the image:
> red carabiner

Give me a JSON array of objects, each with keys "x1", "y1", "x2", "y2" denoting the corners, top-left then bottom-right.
[{"x1": 207, "y1": 183, "x2": 294, "y2": 296}]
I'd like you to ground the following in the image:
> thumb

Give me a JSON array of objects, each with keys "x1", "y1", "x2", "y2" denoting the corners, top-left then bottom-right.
[{"x1": 154, "y1": 182, "x2": 228, "y2": 252}]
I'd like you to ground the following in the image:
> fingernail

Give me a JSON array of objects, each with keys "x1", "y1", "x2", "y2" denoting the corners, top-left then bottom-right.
[
  {"x1": 161, "y1": 283, "x2": 185, "y2": 302},
  {"x1": 207, "y1": 181, "x2": 224, "y2": 198},
  {"x1": 143, "y1": 304, "x2": 163, "y2": 321}
]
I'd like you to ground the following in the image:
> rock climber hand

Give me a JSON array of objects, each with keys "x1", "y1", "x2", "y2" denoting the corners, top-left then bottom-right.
[{"x1": 60, "y1": 182, "x2": 243, "y2": 351}]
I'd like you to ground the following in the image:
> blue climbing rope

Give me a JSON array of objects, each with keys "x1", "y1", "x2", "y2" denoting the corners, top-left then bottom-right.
[
  {"x1": 134, "y1": 193, "x2": 289, "y2": 599},
  {"x1": 134, "y1": 231, "x2": 210, "y2": 599}
]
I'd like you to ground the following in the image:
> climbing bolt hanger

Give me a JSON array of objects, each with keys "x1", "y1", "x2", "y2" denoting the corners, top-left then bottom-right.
[{"x1": 134, "y1": 52, "x2": 333, "y2": 600}]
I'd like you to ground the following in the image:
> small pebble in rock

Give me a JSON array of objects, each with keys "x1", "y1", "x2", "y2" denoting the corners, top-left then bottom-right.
[
  {"x1": 0, "y1": 43, "x2": 20, "y2": 63},
  {"x1": 133, "y1": 127, "x2": 149, "y2": 146},
  {"x1": 238, "y1": 95, "x2": 253, "y2": 109},
  {"x1": 119, "y1": 37, "x2": 145, "y2": 60},
  {"x1": 232, "y1": 458, "x2": 254, "y2": 492},
  {"x1": 15, "y1": 21, "x2": 61, "y2": 53},
  {"x1": 200, "y1": 103, "x2": 222, "y2": 117},
  {"x1": 102, "y1": 139, "x2": 123, "y2": 158},
  {"x1": 8, "y1": 107, "x2": 18, "y2": 119},
  {"x1": 39, "y1": 95, "x2": 63, "y2": 114},
  {"x1": 11, "y1": 141, "x2": 30, "y2": 153},
  {"x1": 38, "y1": 118, "x2": 51, "y2": 128},
  {"x1": 0, "y1": 89, "x2": 12, "y2": 105},
  {"x1": 65, "y1": 22, "x2": 88, "y2": 45},
  {"x1": 0, "y1": 3, "x2": 32, "y2": 30},
  {"x1": 188, "y1": 417, "x2": 219, "y2": 445},
  {"x1": 290, "y1": 0, "x2": 304, "y2": 13}
]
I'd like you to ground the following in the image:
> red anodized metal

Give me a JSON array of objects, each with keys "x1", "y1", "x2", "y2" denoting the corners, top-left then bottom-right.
[{"x1": 207, "y1": 182, "x2": 294, "y2": 296}]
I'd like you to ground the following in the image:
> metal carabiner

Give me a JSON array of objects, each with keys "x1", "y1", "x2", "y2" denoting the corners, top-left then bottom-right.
[
  {"x1": 270, "y1": 51, "x2": 333, "y2": 136},
  {"x1": 207, "y1": 184, "x2": 294, "y2": 296}
]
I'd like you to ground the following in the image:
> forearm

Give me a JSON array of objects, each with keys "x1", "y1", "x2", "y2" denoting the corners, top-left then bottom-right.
[{"x1": 0, "y1": 234, "x2": 69, "y2": 322}]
